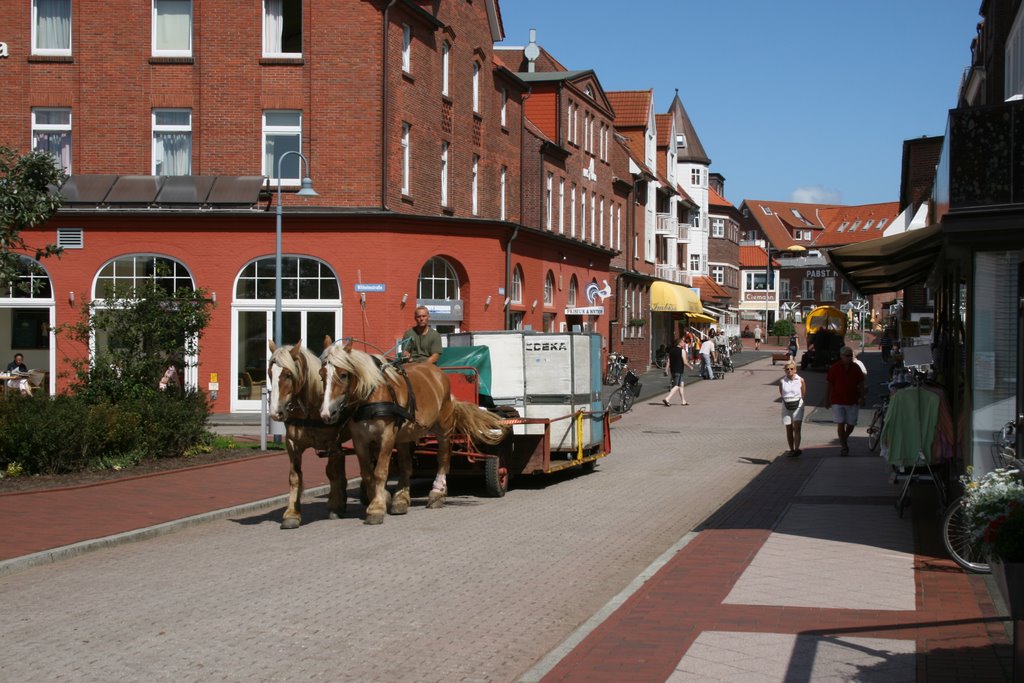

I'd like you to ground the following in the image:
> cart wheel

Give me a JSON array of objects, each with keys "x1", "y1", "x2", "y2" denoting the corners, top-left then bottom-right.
[
  {"x1": 484, "y1": 457, "x2": 508, "y2": 497},
  {"x1": 582, "y1": 460, "x2": 597, "y2": 472}
]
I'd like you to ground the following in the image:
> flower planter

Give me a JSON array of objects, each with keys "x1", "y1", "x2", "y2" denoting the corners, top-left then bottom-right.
[{"x1": 991, "y1": 557, "x2": 1024, "y2": 618}]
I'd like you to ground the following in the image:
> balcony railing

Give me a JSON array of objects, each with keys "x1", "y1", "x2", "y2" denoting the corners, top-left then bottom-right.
[
  {"x1": 655, "y1": 213, "x2": 677, "y2": 236},
  {"x1": 677, "y1": 224, "x2": 689, "y2": 241},
  {"x1": 655, "y1": 264, "x2": 678, "y2": 282},
  {"x1": 937, "y1": 99, "x2": 1024, "y2": 211}
]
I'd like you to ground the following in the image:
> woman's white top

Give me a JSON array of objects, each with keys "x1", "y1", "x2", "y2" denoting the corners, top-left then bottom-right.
[{"x1": 780, "y1": 375, "x2": 804, "y2": 401}]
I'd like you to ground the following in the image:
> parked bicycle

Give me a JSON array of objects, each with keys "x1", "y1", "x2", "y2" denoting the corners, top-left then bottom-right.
[
  {"x1": 942, "y1": 421, "x2": 1020, "y2": 573},
  {"x1": 607, "y1": 368, "x2": 641, "y2": 415},
  {"x1": 729, "y1": 336, "x2": 743, "y2": 355},
  {"x1": 604, "y1": 352, "x2": 628, "y2": 385}
]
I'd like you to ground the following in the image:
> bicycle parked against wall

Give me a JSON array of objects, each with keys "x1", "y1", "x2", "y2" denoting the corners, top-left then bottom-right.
[
  {"x1": 607, "y1": 368, "x2": 641, "y2": 415},
  {"x1": 942, "y1": 421, "x2": 1020, "y2": 573},
  {"x1": 604, "y1": 352, "x2": 628, "y2": 385}
]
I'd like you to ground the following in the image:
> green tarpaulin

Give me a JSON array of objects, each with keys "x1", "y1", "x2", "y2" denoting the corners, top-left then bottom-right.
[{"x1": 438, "y1": 346, "x2": 493, "y2": 400}]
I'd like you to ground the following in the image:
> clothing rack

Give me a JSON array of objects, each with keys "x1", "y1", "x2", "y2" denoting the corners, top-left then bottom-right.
[{"x1": 882, "y1": 370, "x2": 951, "y2": 516}]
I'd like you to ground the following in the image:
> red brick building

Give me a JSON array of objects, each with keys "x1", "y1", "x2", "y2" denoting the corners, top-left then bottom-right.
[{"x1": 2, "y1": 0, "x2": 616, "y2": 413}]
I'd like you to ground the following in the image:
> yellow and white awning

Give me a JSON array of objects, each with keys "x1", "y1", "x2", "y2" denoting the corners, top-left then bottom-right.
[
  {"x1": 650, "y1": 281, "x2": 703, "y2": 314},
  {"x1": 685, "y1": 312, "x2": 718, "y2": 324}
]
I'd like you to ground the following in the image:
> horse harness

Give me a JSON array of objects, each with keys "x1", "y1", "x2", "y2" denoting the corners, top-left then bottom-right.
[{"x1": 353, "y1": 357, "x2": 419, "y2": 429}]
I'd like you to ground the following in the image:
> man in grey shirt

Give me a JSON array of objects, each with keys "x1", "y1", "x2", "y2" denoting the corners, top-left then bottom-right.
[{"x1": 402, "y1": 306, "x2": 442, "y2": 364}]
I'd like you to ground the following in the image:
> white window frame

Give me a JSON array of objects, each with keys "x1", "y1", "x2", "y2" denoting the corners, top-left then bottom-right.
[
  {"x1": 544, "y1": 272, "x2": 554, "y2": 305},
  {"x1": 441, "y1": 41, "x2": 450, "y2": 96},
  {"x1": 570, "y1": 184, "x2": 577, "y2": 237},
  {"x1": 711, "y1": 217, "x2": 725, "y2": 238},
  {"x1": 711, "y1": 265, "x2": 724, "y2": 284},
  {"x1": 500, "y1": 165, "x2": 507, "y2": 220},
  {"x1": 780, "y1": 279, "x2": 791, "y2": 300},
  {"x1": 580, "y1": 189, "x2": 587, "y2": 236},
  {"x1": 471, "y1": 154, "x2": 479, "y2": 216},
  {"x1": 599, "y1": 196, "x2": 605, "y2": 245},
  {"x1": 500, "y1": 88, "x2": 508, "y2": 127},
  {"x1": 472, "y1": 62, "x2": 480, "y2": 113},
  {"x1": 263, "y1": 0, "x2": 302, "y2": 58},
  {"x1": 32, "y1": 0, "x2": 72, "y2": 56},
  {"x1": 31, "y1": 107, "x2": 72, "y2": 174},
  {"x1": 545, "y1": 172, "x2": 553, "y2": 229},
  {"x1": 402, "y1": 24, "x2": 411, "y2": 73},
  {"x1": 401, "y1": 122, "x2": 411, "y2": 195},
  {"x1": 440, "y1": 141, "x2": 449, "y2": 206},
  {"x1": 822, "y1": 277, "x2": 836, "y2": 302},
  {"x1": 590, "y1": 193, "x2": 596, "y2": 242},
  {"x1": 802, "y1": 279, "x2": 814, "y2": 300},
  {"x1": 511, "y1": 266, "x2": 523, "y2": 304},
  {"x1": 558, "y1": 178, "x2": 565, "y2": 234},
  {"x1": 152, "y1": 108, "x2": 192, "y2": 176},
  {"x1": 568, "y1": 277, "x2": 578, "y2": 307},
  {"x1": 690, "y1": 254, "x2": 701, "y2": 273},
  {"x1": 152, "y1": 0, "x2": 192, "y2": 57},
  {"x1": 262, "y1": 110, "x2": 302, "y2": 184}
]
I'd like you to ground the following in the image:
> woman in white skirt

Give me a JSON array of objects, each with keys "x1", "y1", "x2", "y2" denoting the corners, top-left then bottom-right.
[{"x1": 779, "y1": 360, "x2": 806, "y2": 457}]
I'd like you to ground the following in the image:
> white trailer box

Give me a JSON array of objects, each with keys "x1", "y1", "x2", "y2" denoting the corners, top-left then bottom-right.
[{"x1": 446, "y1": 331, "x2": 603, "y2": 449}]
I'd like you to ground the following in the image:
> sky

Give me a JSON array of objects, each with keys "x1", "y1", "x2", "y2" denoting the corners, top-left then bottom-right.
[{"x1": 497, "y1": 1, "x2": 982, "y2": 207}]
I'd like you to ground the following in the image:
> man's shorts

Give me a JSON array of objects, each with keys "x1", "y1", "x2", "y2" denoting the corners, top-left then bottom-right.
[{"x1": 831, "y1": 404, "x2": 859, "y2": 426}]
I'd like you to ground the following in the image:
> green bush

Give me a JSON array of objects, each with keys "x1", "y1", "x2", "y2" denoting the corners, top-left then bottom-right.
[
  {"x1": 771, "y1": 319, "x2": 796, "y2": 337},
  {"x1": 0, "y1": 390, "x2": 211, "y2": 476}
]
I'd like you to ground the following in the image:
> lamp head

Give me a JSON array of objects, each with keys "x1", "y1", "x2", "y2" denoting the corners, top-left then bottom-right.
[{"x1": 297, "y1": 177, "x2": 319, "y2": 197}]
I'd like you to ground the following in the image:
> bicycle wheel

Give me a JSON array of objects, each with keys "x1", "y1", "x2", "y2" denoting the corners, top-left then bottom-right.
[
  {"x1": 942, "y1": 497, "x2": 990, "y2": 573},
  {"x1": 866, "y1": 408, "x2": 883, "y2": 452},
  {"x1": 608, "y1": 388, "x2": 633, "y2": 415}
]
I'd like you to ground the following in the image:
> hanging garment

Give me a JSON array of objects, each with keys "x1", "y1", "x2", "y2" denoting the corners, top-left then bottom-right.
[{"x1": 881, "y1": 386, "x2": 941, "y2": 467}]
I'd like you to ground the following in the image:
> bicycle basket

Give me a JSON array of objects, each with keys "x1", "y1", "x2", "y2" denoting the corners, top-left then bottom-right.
[{"x1": 623, "y1": 370, "x2": 641, "y2": 396}]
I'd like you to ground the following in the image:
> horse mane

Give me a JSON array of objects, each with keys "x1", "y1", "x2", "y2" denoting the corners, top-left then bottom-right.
[
  {"x1": 271, "y1": 343, "x2": 323, "y2": 405},
  {"x1": 322, "y1": 344, "x2": 399, "y2": 401}
]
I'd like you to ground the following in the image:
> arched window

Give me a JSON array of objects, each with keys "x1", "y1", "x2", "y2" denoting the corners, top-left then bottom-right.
[
  {"x1": 544, "y1": 271, "x2": 554, "y2": 305},
  {"x1": 510, "y1": 265, "x2": 523, "y2": 304},
  {"x1": 235, "y1": 256, "x2": 339, "y2": 300},
  {"x1": 417, "y1": 256, "x2": 459, "y2": 300},
  {"x1": 2, "y1": 256, "x2": 52, "y2": 299},
  {"x1": 95, "y1": 254, "x2": 194, "y2": 299},
  {"x1": 568, "y1": 276, "x2": 578, "y2": 307}
]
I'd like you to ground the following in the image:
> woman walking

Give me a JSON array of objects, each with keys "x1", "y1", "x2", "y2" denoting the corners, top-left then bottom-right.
[
  {"x1": 779, "y1": 360, "x2": 806, "y2": 457},
  {"x1": 662, "y1": 337, "x2": 693, "y2": 406}
]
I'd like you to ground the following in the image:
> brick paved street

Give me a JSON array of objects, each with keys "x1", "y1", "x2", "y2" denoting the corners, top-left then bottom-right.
[{"x1": 0, "y1": 350, "x2": 1011, "y2": 681}]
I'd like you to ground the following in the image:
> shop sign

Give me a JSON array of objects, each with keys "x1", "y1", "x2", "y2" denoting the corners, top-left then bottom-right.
[
  {"x1": 565, "y1": 306, "x2": 604, "y2": 315},
  {"x1": 419, "y1": 298, "x2": 463, "y2": 322},
  {"x1": 0, "y1": 43, "x2": 7, "y2": 58},
  {"x1": 744, "y1": 292, "x2": 776, "y2": 302}
]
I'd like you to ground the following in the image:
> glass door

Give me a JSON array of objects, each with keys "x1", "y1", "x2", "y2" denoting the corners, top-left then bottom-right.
[{"x1": 234, "y1": 309, "x2": 339, "y2": 410}]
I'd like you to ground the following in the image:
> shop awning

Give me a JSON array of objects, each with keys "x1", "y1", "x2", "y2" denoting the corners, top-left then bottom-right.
[
  {"x1": 685, "y1": 312, "x2": 718, "y2": 324},
  {"x1": 650, "y1": 281, "x2": 702, "y2": 313},
  {"x1": 826, "y1": 223, "x2": 943, "y2": 295}
]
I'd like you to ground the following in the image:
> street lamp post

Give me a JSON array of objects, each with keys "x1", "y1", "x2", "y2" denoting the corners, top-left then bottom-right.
[{"x1": 275, "y1": 150, "x2": 319, "y2": 347}]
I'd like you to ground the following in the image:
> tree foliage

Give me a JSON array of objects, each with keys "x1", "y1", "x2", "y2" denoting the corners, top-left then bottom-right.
[
  {"x1": 60, "y1": 276, "x2": 215, "y2": 403},
  {"x1": 771, "y1": 319, "x2": 796, "y2": 338},
  {"x1": 0, "y1": 146, "x2": 66, "y2": 292}
]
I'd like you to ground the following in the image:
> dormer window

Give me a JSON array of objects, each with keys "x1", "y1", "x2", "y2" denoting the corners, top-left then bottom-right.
[
  {"x1": 863, "y1": 220, "x2": 874, "y2": 230},
  {"x1": 851, "y1": 220, "x2": 861, "y2": 230},
  {"x1": 676, "y1": 133, "x2": 686, "y2": 147},
  {"x1": 760, "y1": 205, "x2": 773, "y2": 216},
  {"x1": 877, "y1": 218, "x2": 888, "y2": 229},
  {"x1": 837, "y1": 221, "x2": 849, "y2": 232}
]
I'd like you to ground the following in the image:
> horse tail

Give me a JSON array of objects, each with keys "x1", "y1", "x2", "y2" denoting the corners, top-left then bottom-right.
[{"x1": 451, "y1": 400, "x2": 508, "y2": 446}]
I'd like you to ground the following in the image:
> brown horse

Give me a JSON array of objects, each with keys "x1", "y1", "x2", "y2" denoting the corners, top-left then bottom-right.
[
  {"x1": 268, "y1": 340, "x2": 351, "y2": 529},
  {"x1": 318, "y1": 339, "x2": 507, "y2": 525}
]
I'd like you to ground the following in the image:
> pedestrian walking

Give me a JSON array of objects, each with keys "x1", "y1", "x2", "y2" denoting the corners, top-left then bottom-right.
[
  {"x1": 880, "y1": 329, "x2": 893, "y2": 363},
  {"x1": 778, "y1": 361, "x2": 806, "y2": 457},
  {"x1": 754, "y1": 324, "x2": 762, "y2": 351},
  {"x1": 825, "y1": 346, "x2": 866, "y2": 457},
  {"x1": 699, "y1": 334, "x2": 717, "y2": 380},
  {"x1": 662, "y1": 337, "x2": 693, "y2": 406},
  {"x1": 787, "y1": 332, "x2": 800, "y2": 361}
]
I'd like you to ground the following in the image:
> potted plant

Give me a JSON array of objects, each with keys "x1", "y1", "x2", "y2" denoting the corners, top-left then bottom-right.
[
  {"x1": 962, "y1": 467, "x2": 1024, "y2": 613},
  {"x1": 628, "y1": 318, "x2": 646, "y2": 327}
]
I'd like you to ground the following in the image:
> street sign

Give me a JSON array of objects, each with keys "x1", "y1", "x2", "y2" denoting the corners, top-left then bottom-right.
[{"x1": 354, "y1": 283, "x2": 386, "y2": 292}]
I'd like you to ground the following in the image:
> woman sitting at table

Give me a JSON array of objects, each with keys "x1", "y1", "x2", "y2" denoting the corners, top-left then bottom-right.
[{"x1": 5, "y1": 353, "x2": 30, "y2": 396}]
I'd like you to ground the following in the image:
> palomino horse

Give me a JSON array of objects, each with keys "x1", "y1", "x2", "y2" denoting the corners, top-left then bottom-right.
[
  {"x1": 318, "y1": 339, "x2": 507, "y2": 525},
  {"x1": 268, "y1": 340, "x2": 351, "y2": 529}
]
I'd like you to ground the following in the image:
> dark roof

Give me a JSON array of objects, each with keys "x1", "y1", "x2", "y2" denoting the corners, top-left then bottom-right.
[
  {"x1": 669, "y1": 91, "x2": 710, "y2": 165},
  {"x1": 55, "y1": 175, "x2": 266, "y2": 208}
]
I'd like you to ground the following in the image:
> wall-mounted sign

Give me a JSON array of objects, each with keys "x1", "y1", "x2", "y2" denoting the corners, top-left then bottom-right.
[
  {"x1": 0, "y1": 43, "x2": 8, "y2": 58},
  {"x1": 744, "y1": 292, "x2": 776, "y2": 302},
  {"x1": 419, "y1": 298, "x2": 464, "y2": 322},
  {"x1": 354, "y1": 283, "x2": 386, "y2": 292},
  {"x1": 565, "y1": 306, "x2": 604, "y2": 315}
]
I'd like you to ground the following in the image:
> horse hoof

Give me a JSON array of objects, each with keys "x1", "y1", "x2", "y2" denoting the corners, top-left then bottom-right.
[
  {"x1": 364, "y1": 512, "x2": 385, "y2": 525},
  {"x1": 280, "y1": 517, "x2": 301, "y2": 530},
  {"x1": 426, "y1": 490, "x2": 446, "y2": 509},
  {"x1": 390, "y1": 501, "x2": 409, "y2": 515}
]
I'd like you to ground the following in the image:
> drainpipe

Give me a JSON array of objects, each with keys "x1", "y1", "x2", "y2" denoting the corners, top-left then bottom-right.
[
  {"x1": 505, "y1": 226, "x2": 519, "y2": 330},
  {"x1": 381, "y1": 0, "x2": 398, "y2": 211}
]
